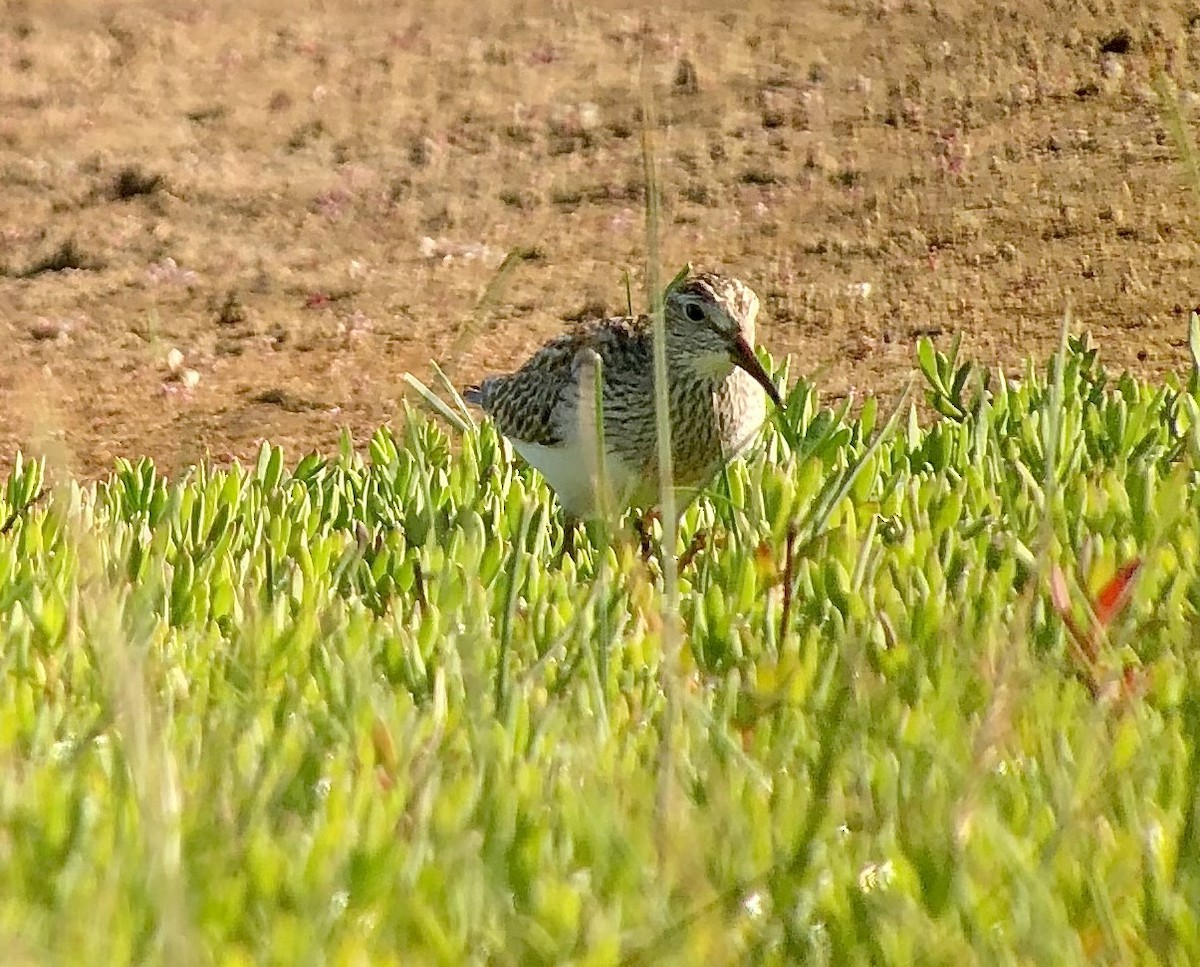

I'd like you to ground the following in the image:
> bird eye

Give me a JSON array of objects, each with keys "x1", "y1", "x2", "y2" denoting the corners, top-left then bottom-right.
[{"x1": 685, "y1": 303, "x2": 705, "y2": 322}]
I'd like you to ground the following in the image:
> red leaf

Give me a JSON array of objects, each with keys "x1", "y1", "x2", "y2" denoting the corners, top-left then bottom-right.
[
  {"x1": 1094, "y1": 558, "x2": 1142, "y2": 628},
  {"x1": 1119, "y1": 666, "x2": 1148, "y2": 704}
]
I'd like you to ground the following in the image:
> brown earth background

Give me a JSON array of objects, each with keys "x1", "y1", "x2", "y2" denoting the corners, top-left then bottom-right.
[{"x1": 1, "y1": 0, "x2": 1198, "y2": 479}]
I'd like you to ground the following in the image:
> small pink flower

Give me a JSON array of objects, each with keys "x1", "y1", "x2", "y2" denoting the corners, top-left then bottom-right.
[
  {"x1": 389, "y1": 26, "x2": 423, "y2": 50},
  {"x1": 528, "y1": 44, "x2": 559, "y2": 65},
  {"x1": 311, "y1": 188, "x2": 349, "y2": 221},
  {"x1": 147, "y1": 258, "x2": 199, "y2": 286}
]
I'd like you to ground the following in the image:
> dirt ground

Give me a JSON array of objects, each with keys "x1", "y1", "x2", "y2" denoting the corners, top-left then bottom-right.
[{"x1": 1, "y1": 0, "x2": 1198, "y2": 479}]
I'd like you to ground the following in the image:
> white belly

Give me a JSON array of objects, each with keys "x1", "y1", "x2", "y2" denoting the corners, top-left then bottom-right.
[{"x1": 511, "y1": 439, "x2": 644, "y2": 519}]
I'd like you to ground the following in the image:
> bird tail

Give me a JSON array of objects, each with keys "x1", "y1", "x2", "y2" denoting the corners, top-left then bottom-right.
[{"x1": 462, "y1": 384, "x2": 484, "y2": 407}]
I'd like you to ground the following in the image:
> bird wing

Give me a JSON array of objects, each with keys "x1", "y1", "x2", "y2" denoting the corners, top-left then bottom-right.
[{"x1": 474, "y1": 315, "x2": 650, "y2": 447}]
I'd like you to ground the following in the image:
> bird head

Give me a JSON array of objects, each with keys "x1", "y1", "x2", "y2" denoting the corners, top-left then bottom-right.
[{"x1": 664, "y1": 271, "x2": 782, "y2": 408}]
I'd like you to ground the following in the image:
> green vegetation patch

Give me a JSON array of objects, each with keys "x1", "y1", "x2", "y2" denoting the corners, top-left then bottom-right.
[{"x1": 2, "y1": 324, "x2": 1200, "y2": 964}]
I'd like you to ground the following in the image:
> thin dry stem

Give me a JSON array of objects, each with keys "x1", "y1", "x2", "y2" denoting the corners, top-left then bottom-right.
[{"x1": 640, "y1": 39, "x2": 683, "y2": 858}]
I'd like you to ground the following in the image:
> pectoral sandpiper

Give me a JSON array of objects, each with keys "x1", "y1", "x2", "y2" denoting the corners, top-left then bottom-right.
[{"x1": 463, "y1": 269, "x2": 783, "y2": 533}]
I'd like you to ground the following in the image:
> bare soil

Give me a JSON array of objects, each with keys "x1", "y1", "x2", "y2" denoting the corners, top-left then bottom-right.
[{"x1": 2, "y1": 0, "x2": 1197, "y2": 478}]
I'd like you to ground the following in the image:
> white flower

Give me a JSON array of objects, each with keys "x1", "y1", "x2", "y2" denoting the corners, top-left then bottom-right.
[
  {"x1": 742, "y1": 891, "x2": 765, "y2": 919},
  {"x1": 329, "y1": 890, "x2": 349, "y2": 918},
  {"x1": 858, "y1": 859, "x2": 895, "y2": 893}
]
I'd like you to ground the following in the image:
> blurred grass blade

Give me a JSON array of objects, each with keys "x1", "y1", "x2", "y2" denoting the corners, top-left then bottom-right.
[
  {"x1": 1154, "y1": 69, "x2": 1200, "y2": 206},
  {"x1": 795, "y1": 378, "x2": 912, "y2": 552},
  {"x1": 430, "y1": 359, "x2": 477, "y2": 428},
  {"x1": 401, "y1": 371, "x2": 472, "y2": 434}
]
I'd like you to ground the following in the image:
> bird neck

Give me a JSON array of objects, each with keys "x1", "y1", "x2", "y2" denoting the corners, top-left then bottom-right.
[{"x1": 677, "y1": 351, "x2": 737, "y2": 382}]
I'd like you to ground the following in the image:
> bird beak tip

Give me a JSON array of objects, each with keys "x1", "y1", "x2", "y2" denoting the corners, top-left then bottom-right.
[{"x1": 732, "y1": 335, "x2": 784, "y2": 410}]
